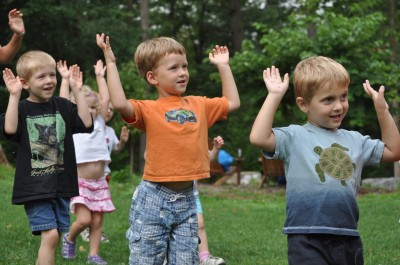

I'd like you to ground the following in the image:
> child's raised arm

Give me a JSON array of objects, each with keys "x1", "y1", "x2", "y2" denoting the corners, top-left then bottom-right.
[
  {"x1": 2, "y1": 68, "x2": 22, "y2": 134},
  {"x1": 0, "y1": 9, "x2": 25, "y2": 64},
  {"x1": 249, "y1": 66, "x2": 289, "y2": 152},
  {"x1": 363, "y1": 80, "x2": 400, "y2": 162},
  {"x1": 57, "y1": 60, "x2": 71, "y2": 99},
  {"x1": 116, "y1": 126, "x2": 129, "y2": 152},
  {"x1": 94, "y1": 59, "x2": 110, "y2": 120},
  {"x1": 209, "y1": 136, "x2": 224, "y2": 163},
  {"x1": 208, "y1": 45, "x2": 240, "y2": 113},
  {"x1": 69, "y1": 65, "x2": 92, "y2": 128},
  {"x1": 96, "y1": 33, "x2": 134, "y2": 119}
]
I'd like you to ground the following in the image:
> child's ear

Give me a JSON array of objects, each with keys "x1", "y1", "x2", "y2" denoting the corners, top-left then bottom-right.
[
  {"x1": 146, "y1": 71, "x2": 158, "y2": 85},
  {"x1": 296, "y1": 97, "x2": 309, "y2": 113},
  {"x1": 19, "y1": 77, "x2": 30, "y2": 90}
]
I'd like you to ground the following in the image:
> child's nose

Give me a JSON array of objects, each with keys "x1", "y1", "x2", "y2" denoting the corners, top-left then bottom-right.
[{"x1": 333, "y1": 100, "x2": 344, "y2": 111}]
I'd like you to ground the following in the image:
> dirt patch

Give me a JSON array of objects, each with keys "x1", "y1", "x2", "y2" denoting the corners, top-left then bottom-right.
[
  {"x1": 199, "y1": 183, "x2": 396, "y2": 200},
  {"x1": 198, "y1": 183, "x2": 286, "y2": 200}
]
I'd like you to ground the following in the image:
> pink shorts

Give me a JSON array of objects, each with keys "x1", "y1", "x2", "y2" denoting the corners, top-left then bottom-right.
[{"x1": 70, "y1": 177, "x2": 115, "y2": 213}]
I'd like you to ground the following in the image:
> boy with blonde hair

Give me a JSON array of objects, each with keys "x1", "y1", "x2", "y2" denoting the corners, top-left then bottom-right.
[
  {"x1": 97, "y1": 34, "x2": 240, "y2": 264},
  {"x1": 1, "y1": 51, "x2": 93, "y2": 265},
  {"x1": 250, "y1": 56, "x2": 400, "y2": 265}
]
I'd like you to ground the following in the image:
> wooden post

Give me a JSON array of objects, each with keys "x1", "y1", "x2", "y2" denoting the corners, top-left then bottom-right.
[
  {"x1": 236, "y1": 157, "x2": 243, "y2": 185},
  {"x1": 0, "y1": 144, "x2": 9, "y2": 165}
]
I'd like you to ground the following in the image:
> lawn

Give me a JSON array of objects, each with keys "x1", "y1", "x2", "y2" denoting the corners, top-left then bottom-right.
[{"x1": 0, "y1": 164, "x2": 399, "y2": 265}]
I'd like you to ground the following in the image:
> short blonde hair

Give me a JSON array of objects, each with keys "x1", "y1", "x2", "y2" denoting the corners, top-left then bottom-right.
[
  {"x1": 293, "y1": 56, "x2": 350, "y2": 103},
  {"x1": 70, "y1": 85, "x2": 100, "y2": 110},
  {"x1": 134, "y1": 37, "x2": 186, "y2": 83},
  {"x1": 16, "y1": 51, "x2": 56, "y2": 80}
]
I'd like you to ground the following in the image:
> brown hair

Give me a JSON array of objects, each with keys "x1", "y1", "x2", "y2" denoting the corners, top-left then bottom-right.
[
  {"x1": 134, "y1": 37, "x2": 186, "y2": 83},
  {"x1": 293, "y1": 56, "x2": 350, "y2": 103}
]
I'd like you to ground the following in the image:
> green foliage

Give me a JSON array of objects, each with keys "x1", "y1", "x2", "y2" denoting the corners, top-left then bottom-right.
[
  {"x1": 229, "y1": 1, "x2": 399, "y2": 175},
  {"x1": 110, "y1": 166, "x2": 141, "y2": 186},
  {"x1": 0, "y1": 0, "x2": 399, "y2": 179}
]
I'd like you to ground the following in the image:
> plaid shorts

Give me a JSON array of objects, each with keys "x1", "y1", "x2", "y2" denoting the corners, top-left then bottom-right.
[{"x1": 126, "y1": 180, "x2": 199, "y2": 265}]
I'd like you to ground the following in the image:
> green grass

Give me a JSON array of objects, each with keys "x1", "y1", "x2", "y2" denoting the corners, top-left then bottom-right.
[{"x1": 0, "y1": 164, "x2": 399, "y2": 265}]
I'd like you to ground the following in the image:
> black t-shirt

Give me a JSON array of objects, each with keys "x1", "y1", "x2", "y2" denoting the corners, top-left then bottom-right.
[{"x1": 0, "y1": 97, "x2": 93, "y2": 204}]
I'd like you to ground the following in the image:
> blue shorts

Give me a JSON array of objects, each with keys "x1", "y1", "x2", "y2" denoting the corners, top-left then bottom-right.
[
  {"x1": 24, "y1": 197, "x2": 70, "y2": 235},
  {"x1": 195, "y1": 194, "x2": 203, "y2": 214},
  {"x1": 126, "y1": 180, "x2": 199, "y2": 265}
]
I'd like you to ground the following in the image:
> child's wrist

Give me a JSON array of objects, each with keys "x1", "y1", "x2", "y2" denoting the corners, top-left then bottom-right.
[{"x1": 14, "y1": 31, "x2": 25, "y2": 37}]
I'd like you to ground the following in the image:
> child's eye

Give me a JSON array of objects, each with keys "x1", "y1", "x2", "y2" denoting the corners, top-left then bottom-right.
[{"x1": 322, "y1": 97, "x2": 333, "y2": 104}]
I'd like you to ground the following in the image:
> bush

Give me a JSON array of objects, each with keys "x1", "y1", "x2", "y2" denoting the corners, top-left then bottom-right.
[{"x1": 110, "y1": 167, "x2": 141, "y2": 185}]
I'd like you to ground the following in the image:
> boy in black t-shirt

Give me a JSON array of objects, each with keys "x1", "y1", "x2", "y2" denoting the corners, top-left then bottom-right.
[{"x1": 1, "y1": 50, "x2": 93, "y2": 265}]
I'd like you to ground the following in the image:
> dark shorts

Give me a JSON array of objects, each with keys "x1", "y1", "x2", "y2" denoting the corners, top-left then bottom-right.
[
  {"x1": 24, "y1": 197, "x2": 70, "y2": 235},
  {"x1": 288, "y1": 234, "x2": 364, "y2": 265}
]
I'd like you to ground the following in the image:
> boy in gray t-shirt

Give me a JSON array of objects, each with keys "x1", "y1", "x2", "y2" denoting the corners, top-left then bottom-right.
[{"x1": 250, "y1": 56, "x2": 400, "y2": 265}]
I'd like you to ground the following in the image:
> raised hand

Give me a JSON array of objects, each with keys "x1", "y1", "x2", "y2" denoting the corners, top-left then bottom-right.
[
  {"x1": 363, "y1": 80, "x2": 389, "y2": 111},
  {"x1": 3, "y1": 68, "x2": 22, "y2": 95},
  {"x1": 94, "y1": 59, "x2": 106, "y2": 78},
  {"x1": 120, "y1": 126, "x2": 129, "y2": 143},
  {"x1": 96, "y1": 33, "x2": 116, "y2": 63},
  {"x1": 69, "y1": 65, "x2": 83, "y2": 92},
  {"x1": 8, "y1": 9, "x2": 25, "y2": 36},
  {"x1": 263, "y1": 66, "x2": 289, "y2": 96},
  {"x1": 213, "y1": 136, "x2": 224, "y2": 149},
  {"x1": 208, "y1": 45, "x2": 229, "y2": 66},
  {"x1": 57, "y1": 60, "x2": 71, "y2": 79}
]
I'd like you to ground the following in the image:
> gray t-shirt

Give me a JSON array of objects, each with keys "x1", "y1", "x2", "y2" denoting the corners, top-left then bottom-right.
[{"x1": 264, "y1": 123, "x2": 384, "y2": 236}]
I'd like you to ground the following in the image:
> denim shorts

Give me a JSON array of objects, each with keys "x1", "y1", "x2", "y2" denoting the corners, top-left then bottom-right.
[
  {"x1": 24, "y1": 197, "x2": 70, "y2": 235},
  {"x1": 126, "y1": 180, "x2": 199, "y2": 265}
]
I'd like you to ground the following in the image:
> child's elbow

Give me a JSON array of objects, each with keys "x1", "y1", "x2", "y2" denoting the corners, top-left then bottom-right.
[
  {"x1": 228, "y1": 101, "x2": 240, "y2": 112},
  {"x1": 392, "y1": 150, "x2": 400, "y2": 162},
  {"x1": 249, "y1": 133, "x2": 262, "y2": 147},
  {"x1": 249, "y1": 132, "x2": 275, "y2": 152}
]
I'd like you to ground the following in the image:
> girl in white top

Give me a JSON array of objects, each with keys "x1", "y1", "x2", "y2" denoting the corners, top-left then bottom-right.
[{"x1": 57, "y1": 60, "x2": 114, "y2": 265}]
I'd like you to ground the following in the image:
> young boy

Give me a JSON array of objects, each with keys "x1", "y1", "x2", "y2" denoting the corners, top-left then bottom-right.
[
  {"x1": 97, "y1": 33, "x2": 240, "y2": 264},
  {"x1": 1, "y1": 51, "x2": 93, "y2": 265},
  {"x1": 249, "y1": 57, "x2": 400, "y2": 265}
]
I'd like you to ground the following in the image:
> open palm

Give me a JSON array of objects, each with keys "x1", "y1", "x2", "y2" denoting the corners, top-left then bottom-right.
[
  {"x1": 3, "y1": 68, "x2": 22, "y2": 95},
  {"x1": 263, "y1": 66, "x2": 289, "y2": 96}
]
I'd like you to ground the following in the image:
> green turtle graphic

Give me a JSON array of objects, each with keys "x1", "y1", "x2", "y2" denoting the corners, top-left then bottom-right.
[{"x1": 313, "y1": 143, "x2": 355, "y2": 186}]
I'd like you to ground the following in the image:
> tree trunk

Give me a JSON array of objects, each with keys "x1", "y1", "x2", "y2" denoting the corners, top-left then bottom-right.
[
  {"x1": 0, "y1": 144, "x2": 9, "y2": 165},
  {"x1": 140, "y1": 0, "x2": 149, "y2": 41},
  {"x1": 138, "y1": 0, "x2": 150, "y2": 174},
  {"x1": 388, "y1": 0, "x2": 399, "y2": 177},
  {"x1": 230, "y1": 0, "x2": 244, "y2": 52}
]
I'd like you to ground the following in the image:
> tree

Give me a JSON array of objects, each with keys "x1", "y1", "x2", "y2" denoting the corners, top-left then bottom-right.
[
  {"x1": 1, "y1": 0, "x2": 399, "y2": 180},
  {"x1": 229, "y1": 0, "x2": 399, "y2": 177}
]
